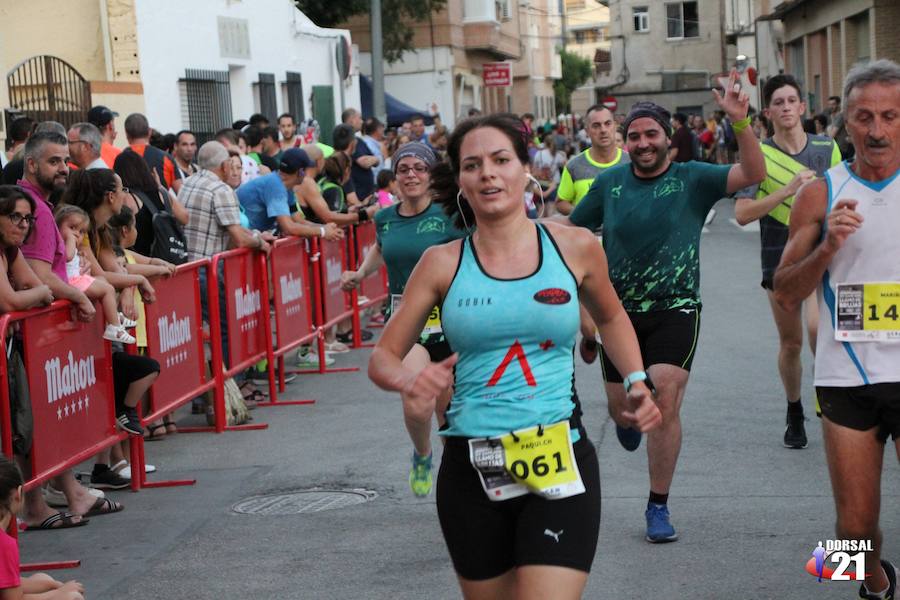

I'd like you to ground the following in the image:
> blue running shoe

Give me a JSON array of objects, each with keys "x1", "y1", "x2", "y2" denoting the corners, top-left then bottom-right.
[
  {"x1": 645, "y1": 503, "x2": 678, "y2": 543},
  {"x1": 616, "y1": 425, "x2": 642, "y2": 451}
]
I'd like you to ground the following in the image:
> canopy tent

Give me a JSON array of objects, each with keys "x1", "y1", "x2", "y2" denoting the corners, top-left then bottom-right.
[{"x1": 360, "y1": 75, "x2": 436, "y2": 128}]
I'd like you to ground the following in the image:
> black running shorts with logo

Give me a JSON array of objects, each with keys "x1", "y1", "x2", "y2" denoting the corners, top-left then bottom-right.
[
  {"x1": 599, "y1": 306, "x2": 701, "y2": 382},
  {"x1": 816, "y1": 383, "x2": 900, "y2": 442},
  {"x1": 436, "y1": 432, "x2": 601, "y2": 581}
]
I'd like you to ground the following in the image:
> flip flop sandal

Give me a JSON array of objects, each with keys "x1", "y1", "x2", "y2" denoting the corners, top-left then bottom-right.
[
  {"x1": 144, "y1": 423, "x2": 167, "y2": 441},
  {"x1": 26, "y1": 511, "x2": 89, "y2": 532},
  {"x1": 163, "y1": 418, "x2": 178, "y2": 434},
  {"x1": 84, "y1": 497, "x2": 124, "y2": 518},
  {"x1": 243, "y1": 389, "x2": 266, "y2": 404}
]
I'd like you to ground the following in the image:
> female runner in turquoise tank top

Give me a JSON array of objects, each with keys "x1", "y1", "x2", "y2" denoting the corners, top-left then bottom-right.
[
  {"x1": 342, "y1": 142, "x2": 467, "y2": 498},
  {"x1": 369, "y1": 115, "x2": 662, "y2": 599}
]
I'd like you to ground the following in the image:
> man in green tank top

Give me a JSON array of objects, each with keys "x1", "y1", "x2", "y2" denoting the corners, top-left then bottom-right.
[
  {"x1": 555, "y1": 73, "x2": 767, "y2": 544},
  {"x1": 734, "y1": 74, "x2": 842, "y2": 450}
]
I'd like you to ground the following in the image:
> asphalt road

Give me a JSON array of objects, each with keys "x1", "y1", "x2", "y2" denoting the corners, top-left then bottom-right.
[{"x1": 21, "y1": 200, "x2": 900, "y2": 599}]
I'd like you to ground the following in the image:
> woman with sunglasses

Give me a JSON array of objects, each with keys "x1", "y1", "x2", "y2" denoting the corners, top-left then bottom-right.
[{"x1": 342, "y1": 142, "x2": 467, "y2": 497}]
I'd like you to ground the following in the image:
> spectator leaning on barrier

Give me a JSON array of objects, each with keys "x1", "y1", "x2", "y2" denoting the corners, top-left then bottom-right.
[
  {"x1": 244, "y1": 125, "x2": 279, "y2": 172},
  {"x1": 67, "y1": 122, "x2": 106, "y2": 171},
  {"x1": 18, "y1": 131, "x2": 96, "y2": 322},
  {"x1": 236, "y1": 147, "x2": 342, "y2": 240},
  {"x1": 294, "y1": 144, "x2": 373, "y2": 227},
  {"x1": 87, "y1": 105, "x2": 121, "y2": 169},
  {"x1": 124, "y1": 113, "x2": 182, "y2": 194}
]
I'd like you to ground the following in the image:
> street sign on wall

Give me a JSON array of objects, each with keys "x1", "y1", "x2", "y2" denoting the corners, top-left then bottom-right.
[{"x1": 483, "y1": 62, "x2": 512, "y2": 88}]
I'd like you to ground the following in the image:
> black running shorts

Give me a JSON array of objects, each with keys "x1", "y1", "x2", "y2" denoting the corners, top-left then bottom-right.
[
  {"x1": 436, "y1": 432, "x2": 601, "y2": 581},
  {"x1": 816, "y1": 383, "x2": 900, "y2": 442},
  {"x1": 599, "y1": 306, "x2": 701, "y2": 383},
  {"x1": 425, "y1": 340, "x2": 453, "y2": 363}
]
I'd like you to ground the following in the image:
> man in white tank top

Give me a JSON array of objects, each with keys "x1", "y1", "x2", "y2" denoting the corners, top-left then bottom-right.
[{"x1": 773, "y1": 60, "x2": 900, "y2": 600}]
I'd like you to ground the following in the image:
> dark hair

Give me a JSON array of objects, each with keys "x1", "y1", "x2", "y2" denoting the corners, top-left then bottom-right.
[
  {"x1": 802, "y1": 118, "x2": 817, "y2": 134},
  {"x1": 61, "y1": 169, "x2": 119, "y2": 249},
  {"x1": 9, "y1": 116, "x2": 35, "y2": 143},
  {"x1": 114, "y1": 150, "x2": 158, "y2": 196},
  {"x1": 813, "y1": 113, "x2": 828, "y2": 131},
  {"x1": 585, "y1": 104, "x2": 613, "y2": 119},
  {"x1": 107, "y1": 204, "x2": 135, "y2": 247},
  {"x1": 175, "y1": 130, "x2": 196, "y2": 144},
  {"x1": 409, "y1": 113, "x2": 425, "y2": 124},
  {"x1": 277, "y1": 113, "x2": 295, "y2": 124},
  {"x1": 332, "y1": 124, "x2": 355, "y2": 152},
  {"x1": 262, "y1": 126, "x2": 279, "y2": 143},
  {"x1": 828, "y1": 95, "x2": 841, "y2": 104},
  {"x1": 522, "y1": 113, "x2": 535, "y2": 121},
  {"x1": 248, "y1": 113, "x2": 269, "y2": 127},
  {"x1": 672, "y1": 112, "x2": 688, "y2": 126},
  {"x1": 124, "y1": 113, "x2": 150, "y2": 139},
  {"x1": 0, "y1": 455, "x2": 23, "y2": 516},
  {"x1": 244, "y1": 125, "x2": 263, "y2": 148},
  {"x1": 0, "y1": 185, "x2": 37, "y2": 245},
  {"x1": 376, "y1": 169, "x2": 395, "y2": 190},
  {"x1": 215, "y1": 128, "x2": 240, "y2": 147},
  {"x1": 362, "y1": 117, "x2": 383, "y2": 136},
  {"x1": 432, "y1": 113, "x2": 530, "y2": 230},
  {"x1": 341, "y1": 108, "x2": 358, "y2": 124},
  {"x1": 231, "y1": 119, "x2": 249, "y2": 131},
  {"x1": 763, "y1": 74, "x2": 803, "y2": 107},
  {"x1": 322, "y1": 152, "x2": 350, "y2": 182}
]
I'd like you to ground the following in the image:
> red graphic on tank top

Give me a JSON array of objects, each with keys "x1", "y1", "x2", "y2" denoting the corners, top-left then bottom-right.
[
  {"x1": 486, "y1": 340, "x2": 536, "y2": 387},
  {"x1": 539, "y1": 339, "x2": 554, "y2": 351}
]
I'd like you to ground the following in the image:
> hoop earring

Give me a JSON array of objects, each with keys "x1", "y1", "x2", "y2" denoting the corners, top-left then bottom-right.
[
  {"x1": 456, "y1": 190, "x2": 472, "y2": 231},
  {"x1": 527, "y1": 174, "x2": 546, "y2": 219}
]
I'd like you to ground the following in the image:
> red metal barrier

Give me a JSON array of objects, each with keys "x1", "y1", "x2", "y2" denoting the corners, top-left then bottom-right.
[
  {"x1": 181, "y1": 248, "x2": 270, "y2": 433},
  {"x1": 294, "y1": 230, "x2": 359, "y2": 375},
  {"x1": 350, "y1": 223, "x2": 390, "y2": 348},
  {"x1": 0, "y1": 301, "x2": 125, "y2": 571},
  {"x1": 257, "y1": 236, "x2": 316, "y2": 406},
  {"x1": 127, "y1": 260, "x2": 211, "y2": 489}
]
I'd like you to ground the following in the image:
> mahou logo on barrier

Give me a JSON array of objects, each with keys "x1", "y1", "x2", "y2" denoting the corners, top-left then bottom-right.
[
  {"x1": 158, "y1": 311, "x2": 192, "y2": 368},
  {"x1": 326, "y1": 257, "x2": 342, "y2": 286},
  {"x1": 235, "y1": 284, "x2": 261, "y2": 331},
  {"x1": 45, "y1": 350, "x2": 97, "y2": 421},
  {"x1": 280, "y1": 273, "x2": 303, "y2": 316}
]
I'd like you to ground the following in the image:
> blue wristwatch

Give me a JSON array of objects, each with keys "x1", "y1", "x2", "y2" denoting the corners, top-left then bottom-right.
[{"x1": 623, "y1": 370, "x2": 648, "y2": 393}]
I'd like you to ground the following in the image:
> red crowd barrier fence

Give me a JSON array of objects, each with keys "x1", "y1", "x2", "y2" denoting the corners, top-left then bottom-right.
[
  {"x1": 0, "y1": 300, "x2": 123, "y2": 571},
  {"x1": 349, "y1": 223, "x2": 389, "y2": 348},
  {"x1": 258, "y1": 236, "x2": 317, "y2": 406}
]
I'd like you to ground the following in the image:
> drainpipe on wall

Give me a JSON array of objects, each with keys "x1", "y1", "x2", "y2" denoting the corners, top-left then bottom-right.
[{"x1": 99, "y1": 0, "x2": 114, "y2": 82}]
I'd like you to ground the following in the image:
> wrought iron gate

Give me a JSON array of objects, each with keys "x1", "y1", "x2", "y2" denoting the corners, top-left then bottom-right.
[{"x1": 6, "y1": 55, "x2": 91, "y2": 130}]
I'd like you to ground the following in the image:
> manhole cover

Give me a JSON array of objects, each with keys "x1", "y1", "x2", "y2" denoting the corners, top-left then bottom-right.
[{"x1": 232, "y1": 489, "x2": 377, "y2": 515}]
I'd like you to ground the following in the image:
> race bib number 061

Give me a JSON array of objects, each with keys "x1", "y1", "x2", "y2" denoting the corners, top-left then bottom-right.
[
  {"x1": 467, "y1": 421, "x2": 584, "y2": 501},
  {"x1": 835, "y1": 283, "x2": 900, "y2": 342}
]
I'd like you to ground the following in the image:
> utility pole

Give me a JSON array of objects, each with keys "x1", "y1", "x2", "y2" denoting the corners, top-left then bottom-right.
[{"x1": 371, "y1": 0, "x2": 387, "y2": 124}]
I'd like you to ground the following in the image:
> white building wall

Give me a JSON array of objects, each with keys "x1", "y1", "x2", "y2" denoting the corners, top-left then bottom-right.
[
  {"x1": 358, "y1": 47, "x2": 458, "y2": 128},
  {"x1": 133, "y1": 0, "x2": 359, "y2": 133}
]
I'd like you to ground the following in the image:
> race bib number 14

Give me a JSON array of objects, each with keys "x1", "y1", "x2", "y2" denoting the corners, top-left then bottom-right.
[{"x1": 835, "y1": 283, "x2": 900, "y2": 342}]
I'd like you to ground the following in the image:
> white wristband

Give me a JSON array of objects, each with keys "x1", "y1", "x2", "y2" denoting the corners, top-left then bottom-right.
[
  {"x1": 623, "y1": 370, "x2": 648, "y2": 393},
  {"x1": 319, "y1": 226, "x2": 325, "y2": 238}
]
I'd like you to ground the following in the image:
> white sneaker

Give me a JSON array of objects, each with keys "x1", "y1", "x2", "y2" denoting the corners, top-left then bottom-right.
[
  {"x1": 324, "y1": 341, "x2": 350, "y2": 354},
  {"x1": 111, "y1": 460, "x2": 156, "y2": 481},
  {"x1": 103, "y1": 324, "x2": 136, "y2": 344},
  {"x1": 296, "y1": 350, "x2": 335, "y2": 368},
  {"x1": 118, "y1": 312, "x2": 138, "y2": 328}
]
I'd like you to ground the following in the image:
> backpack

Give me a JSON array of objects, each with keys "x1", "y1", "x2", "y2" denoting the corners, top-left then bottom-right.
[
  {"x1": 317, "y1": 178, "x2": 346, "y2": 213},
  {"x1": 142, "y1": 188, "x2": 189, "y2": 264},
  {"x1": 7, "y1": 338, "x2": 33, "y2": 456}
]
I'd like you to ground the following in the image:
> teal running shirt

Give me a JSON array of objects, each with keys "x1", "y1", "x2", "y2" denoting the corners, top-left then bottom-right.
[
  {"x1": 440, "y1": 224, "x2": 581, "y2": 439},
  {"x1": 570, "y1": 161, "x2": 730, "y2": 312}
]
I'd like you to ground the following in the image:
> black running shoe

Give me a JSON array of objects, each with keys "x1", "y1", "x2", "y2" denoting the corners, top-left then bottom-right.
[
  {"x1": 116, "y1": 408, "x2": 144, "y2": 436},
  {"x1": 337, "y1": 329, "x2": 374, "y2": 343},
  {"x1": 90, "y1": 467, "x2": 130, "y2": 490},
  {"x1": 783, "y1": 412, "x2": 808, "y2": 449},
  {"x1": 859, "y1": 560, "x2": 898, "y2": 599}
]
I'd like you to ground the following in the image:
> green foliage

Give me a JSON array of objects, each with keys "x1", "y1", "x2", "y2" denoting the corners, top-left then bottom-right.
[
  {"x1": 554, "y1": 49, "x2": 593, "y2": 113},
  {"x1": 295, "y1": 0, "x2": 447, "y2": 63}
]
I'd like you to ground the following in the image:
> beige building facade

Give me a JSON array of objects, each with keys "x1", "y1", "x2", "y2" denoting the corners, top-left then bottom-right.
[
  {"x1": 594, "y1": 0, "x2": 728, "y2": 118},
  {"x1": 347, "y1": 0, "x2": 561, "y2": 126},
  {"x1": 762, "y1": 0, "x2": 900, "y2": 114},
  {"x1": 565, "y1": 0, "x2": 612, "y2": 115}
]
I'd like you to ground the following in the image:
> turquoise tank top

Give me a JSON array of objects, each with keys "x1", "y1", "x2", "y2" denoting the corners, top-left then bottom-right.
[{"x1": 440, "y1": 224, "x2": 581, "y2": 439}]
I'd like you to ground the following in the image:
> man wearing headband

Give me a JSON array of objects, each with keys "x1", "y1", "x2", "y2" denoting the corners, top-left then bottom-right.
[
  {"x1": 342, "y1": 141, "x2": 467, "y2": 498},
  {"x1": 555, "y1": 71, "x2": 766, "y2": 544}
]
